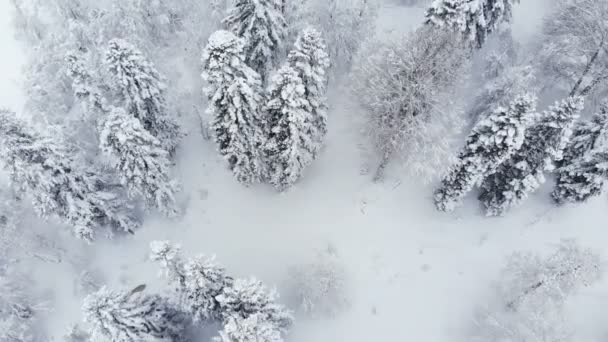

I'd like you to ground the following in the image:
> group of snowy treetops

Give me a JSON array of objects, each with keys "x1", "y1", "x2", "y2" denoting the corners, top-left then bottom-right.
[
  {"x1": 3, "y1": 0, "x2": 353, "y2": 242},
  {"x1": 3, "y1": 0, "x2": 608, "y2": 341},
  {"x1": 2, "y1": 0, "x2": 372, "y2": 340},
  {"x1": 65, "y1": 241, "x2": 293, "y2": 342},
  {"x1": 426, "y1": 0, "x2": 608, "y2": 216},
  {"x1": 202, "y1": 6, "x2": 331, "y2": 189}
]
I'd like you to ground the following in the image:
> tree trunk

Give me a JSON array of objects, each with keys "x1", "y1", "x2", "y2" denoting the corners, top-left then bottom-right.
[
  {"x1": 570, "y1": 39, "x2": 604, "y2": 97},
  {"x1": 373, "y1": 151, "x2": 392, "y2": 183}
]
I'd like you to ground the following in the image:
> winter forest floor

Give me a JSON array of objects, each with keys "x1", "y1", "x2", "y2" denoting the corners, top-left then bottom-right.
[{"x1": 3, "y1": 1, "x2": 608, "y2": 341}]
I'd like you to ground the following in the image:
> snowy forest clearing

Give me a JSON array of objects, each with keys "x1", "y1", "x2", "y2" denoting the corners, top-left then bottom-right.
[{"x1": 2, "y1": 0, "x2": 608, "y2": 341}]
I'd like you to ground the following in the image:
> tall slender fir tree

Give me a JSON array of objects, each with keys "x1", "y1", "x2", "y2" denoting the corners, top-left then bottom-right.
[
  {"x1": 106, "y1": 39, "x2": 182, "y2": 155},
  {"x1": 552, "y1": 105, "x2": 608, "y2": 203},
  {"x1": 425, "y1": 0, "x2": 519, "y2": 49},
  {"x1": 0, "y1": 109, "x2": 138, "y2": 241},
  {"x1": 287, "y1": 27, "x2": 331, "y2": 157},
  {"x1": 264, "y1": 65, "x2": 314, "y2": 190},
  {"x1": 434, "y1": 93, "x2": 536, "y2": 212},
  {"x1": 202, "y1": 30, "x2": 266, "y2": 185},
  {"x1": 99, "y1": 107, "x2": 181, "y2": 217},
  {"x1": 223, "y1": 0, "x2": 287, "y2": 80},
  {"x1": 479, "y1": 96, "x2": 584, "y2": 216},
  {"x1": 83, "y1": 286, "x2": 187, "y2": 342}
]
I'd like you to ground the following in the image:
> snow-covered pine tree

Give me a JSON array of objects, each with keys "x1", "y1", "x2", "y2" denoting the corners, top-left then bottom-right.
[
  {"x1": 202, "y1": 30, "x2": 265, "y2": 185},
  {"x1": 223, "y1": 0, "x2": 287, "y2": 80},
  {"x1": 83, "y1": 286, "x2": 187, "y2": 342},
  {"x1": 552, "y1": 105, "x2": 608, "y2": 203},
  {"x1": 425, "y1": 0, "x2": 519, "y2": 49},
  {"x1": 66, "y1": 51, "x2": 108, "y2": 114},
  {"x1": 479, "y1": 96, "x2": 584, "y2": 216},
  {"x1": 66, "y1": 51, "x2": 111, "y2": 155},
  {"x1": 150, "y1": 241, "x2": 233, "y2": 322},
  {"x1": 0, "y1": 109, "x2": 138, "y2": 241},
  {"x1": 105, "y1": 39, "x2": 182, "y2": 155},
  {"x1": 215, "y1": 313, "x2": 283, "y2": 342},
  {"x1": 149, "y1": 241, "x2": 294, "y2": 342},
  {"x1": 67, "y1": 51, "x2": 181, "y2": 217},
  {"x1": 215, "y1": 278, "x2": 293, "y2": 342},
  {"x1": 99, "y1": 106, "x2": 180, "y2": 217},
  {"x1": 434, "y1": 94, "x2": 536, "y2": 212},
  {"x1": 264, "y1": 65, "x2": 314, "y2": 190},
  {"x1": 287, "y1": 27, "x2": 330, "y2": 157},
  {"x1": 473, "y1": 240, "x2": 602, "y2": 342}
]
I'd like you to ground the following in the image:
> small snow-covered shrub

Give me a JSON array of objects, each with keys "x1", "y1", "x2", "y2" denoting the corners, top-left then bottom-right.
[
  {"x1": 287, "y1": 247, "x2": 350, "y2": 318},
  {"x1": 472, "y1": 240, "x2": 602, "y2": 342}
]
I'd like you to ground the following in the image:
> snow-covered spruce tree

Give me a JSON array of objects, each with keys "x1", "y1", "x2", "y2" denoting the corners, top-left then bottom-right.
[
  {"x1": 202, "y1": 30, "x2": 265, "y2": 185},
  {"x1": 425, "y1": 0, "x2": 520, "y2": 49},
  {"x1": 351, "y1": 27, "x2": 469, "y2": 182},
  {"x1": 0, "y1": 109, "x2": 137, "y2": 241},
  {"x1": 264, "y1": 66, "x2": 314, "y2": 190},
  {"x1": 150, "y1": 241, "x2": 293, "y2": 342},
  {"x1": 150, "y1": 240, "x2": 232, "y2": 322},
  {"x1": 479, "y1": 96, "x2": 584, "y2": 216},
  {"x1": 215, "y1": 313, "x2": 284, "y2": 342},
  {"x1": 66, "y1": 51, "x2": 108, "y2": 114},
  {"x1": 67, "y1": 52, "x2": 181, "y2": 217},
  {"x1": 99, "y1": 106, "x2": 180, "y2": 218},
  {"x1": 473, "y1": 240, "x2": 601, "y2": 342},
  {"x1": 106, "y1": 39, "x2": 182, "y2": 155},
  {"x1": 83, "y1": 286, "x2": 187, "y2": 342},
  {"x1": 540, "y1": 0, "x2": 608, "y2": 98},
  {"x1": 552, "y1": 106, "x2": 608, "y2": 204},
  {"x1": 223, "y1": 0, "x2": 287, "y2": 80},
  {"x1": 287, "y1": 27, "x2": 331, "y2": 157},
  {"x1": 215, "y1": 278, "x2": 293, "y2": 342},
  {"x1": 434, "y1": 94, "x2": 536, "y2": 212}
]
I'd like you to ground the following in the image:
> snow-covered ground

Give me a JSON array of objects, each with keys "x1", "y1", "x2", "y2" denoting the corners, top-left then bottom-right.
[{"x1": 2, "y1": 1, "x2": 608, "y2": 341}]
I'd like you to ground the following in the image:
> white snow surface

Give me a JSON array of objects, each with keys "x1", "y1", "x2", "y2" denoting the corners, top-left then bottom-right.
[{"x1": 2, "y1": 1, "x2": 608, "y2": 341}]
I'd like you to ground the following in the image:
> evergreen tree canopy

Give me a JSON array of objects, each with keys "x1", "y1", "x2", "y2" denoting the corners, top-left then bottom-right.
[
  {"x1": 202, "y1": 30, "x2": 265, "y2": 185},
  {"x1": 223, "y1": 0, "x2": 287, "y2": 79},
  {"x1": 553, "y1": 105, "x2": 608, "y2": 203},
  {"x1": 99, "y1": 106, "x2": 180, "y2": 217},
  {"x1": 0, "y1": 110, "x2": 138, "y2": 241},
  {"x1": 479, "y1": 96, "x2": 584, "y2": 216},
  {"x1": 288, "y1": 27, "x2": 331, "y2": 156},
  {"x1": 106, "y1": 39, "x2": 182, "y2": 154},
  {"x1": 264, "y1": 65, "x2": 314, "y2": 190},
  {"x1": 83, "y1": 286, "x2": 186, "y2": 342},
  {"x1": 435, "y1": 93, "x2": 536, "y2": 212},
  {"x1": 426, "y1": 0, "x2": 519, "y2": 49}
]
